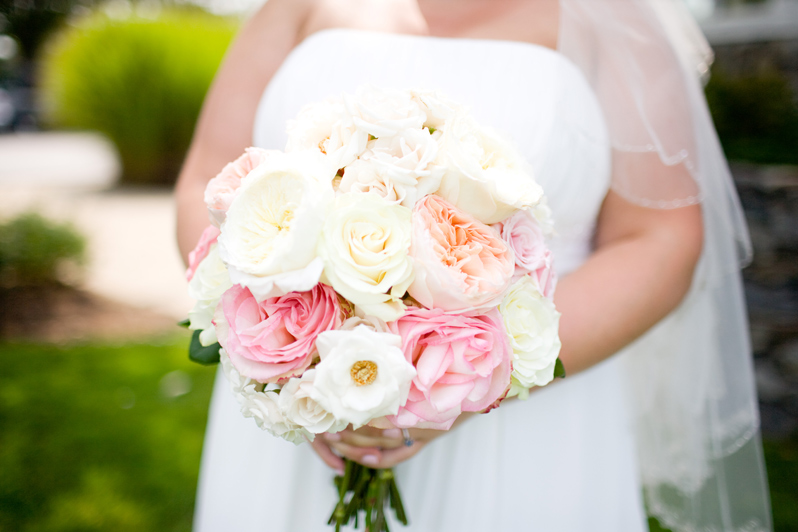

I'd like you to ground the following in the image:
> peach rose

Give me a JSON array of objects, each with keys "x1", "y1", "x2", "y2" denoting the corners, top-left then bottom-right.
[{"x1": 408, "y1": 195, "x2": 514, "y2": 312}]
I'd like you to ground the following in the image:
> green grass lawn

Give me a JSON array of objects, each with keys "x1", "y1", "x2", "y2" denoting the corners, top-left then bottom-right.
[
  {"x1": 1, "y1": 336, "x2": 796, "y2": 531},
  {"x1": 0, "y1": 334, "x2": 215, "y2": 532}
]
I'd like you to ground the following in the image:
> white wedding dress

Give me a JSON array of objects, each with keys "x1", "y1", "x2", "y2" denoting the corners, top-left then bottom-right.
[{"x1": 194, "y1": 29, "x2": 648, "y2": 532}]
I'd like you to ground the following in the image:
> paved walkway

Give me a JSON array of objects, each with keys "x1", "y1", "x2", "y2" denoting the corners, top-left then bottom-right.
[{"x1": 0, "y1": 132, "x2": 193, "y2": 320}]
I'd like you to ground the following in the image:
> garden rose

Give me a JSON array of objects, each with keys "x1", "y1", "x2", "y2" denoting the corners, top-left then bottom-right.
[
  {"x1": 408, "y1": 195, "x2": 514, "y2": 312},
  {"x1": 187, "y1": 245, "x2": 232, "y2": 346},
  {"x1": 215, "y1": 283, "x2": 342, "y2": 383},
  {"x1": 499, "y1": 276, "x2": 562, "y2": 399},
  {"x1": 286, "y1": 96, "x2": 367, "y2": 170},
  {"x1": 311, "y1": 326, "x2": 416, "y2": 429},
  {"x1": 318, "y1": 192, "x2": 414, "y2": 321},
  {"x1": 186, "y1": 225, "x2": 220, "y2": 282},
  {"x1": 278, "y1": 370, "x2": 347, "y2": 437},
  {"x1": 205, "y1": 147, "x2": 273, "y2": 227},
  {"x1": 339, "y1": 128, "x2": 443, "y2": 207},
  {"x1": 218, "y1": 151, "x2": 335, "y2": 301},
  {"x1": 409, "y1": 88, "x2": 459, "y2": 130},
  {"x1": 345, "y1": 85, "x2": 426, "y2": 140},
  {"x1": 496, "y1": 210, "x2": 548, "y2": 273},
  {"x1": 388, "y1": 308, "x2": 512, "y2": 430},
  {"x1": 435, "y1": 114, "x2": 543, "y2": 224}
]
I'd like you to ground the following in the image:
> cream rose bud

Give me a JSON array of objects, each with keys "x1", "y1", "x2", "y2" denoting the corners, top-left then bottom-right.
[
  {"x1": 310, "y1": 326, "x2": 417, "y2": 429},
  {"x1": 339, "y1": 128, "x2": 443, "y2": 208},
  {"x1": 436, "y1": 113, "x2": 544, "y2": 224},
  {"x1": 218, "y1": 151, "x2": 335, "y2": 301},
  {"x1": 499, "y1": 276, "x2": 562, "y2": 399},
  {"x1": 318, "y1": 192, "x2": 414, "y2": 321},
  {"x1": 345, "y1": 85, "x2": 426, "y2": 139},
  {"x1": 278, "y1": 370, "x2": 347, "y2": 438},
  {"x1": 286, "y1": 96, "x2": 368, "y2": 170},
  {"x1": 187, "y1": 245, "x2": 232, "y2": 346}
]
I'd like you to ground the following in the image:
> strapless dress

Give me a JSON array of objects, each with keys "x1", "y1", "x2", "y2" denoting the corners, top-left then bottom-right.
[{"x1": 194, "y1": 29, "x2": 648, "y2": 532}]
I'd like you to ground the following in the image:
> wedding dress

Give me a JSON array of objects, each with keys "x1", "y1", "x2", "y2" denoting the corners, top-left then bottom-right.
[{"x1": 194, "y1": 28, "x2": 649, "y2": 532}]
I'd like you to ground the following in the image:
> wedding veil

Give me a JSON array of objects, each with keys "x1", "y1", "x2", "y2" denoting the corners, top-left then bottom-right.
[{"x1": 558, "y1": 1, "x2": 772, "y2": 531}]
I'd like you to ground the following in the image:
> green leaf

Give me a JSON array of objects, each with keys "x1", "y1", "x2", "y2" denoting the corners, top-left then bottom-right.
[
  {"x1": 188, "y1": 330, "x2": 221, "y2": 365},
  {"x1": 177, "y1": 318, "x2": 190, "y2": 328},
  {"x1": 554, "y1": 358, "x2": 566, "y2": 379}
]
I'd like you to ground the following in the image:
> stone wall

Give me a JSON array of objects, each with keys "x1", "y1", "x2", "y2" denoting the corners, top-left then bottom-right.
[{"x1": 732, "y1": 163, "x2": 798, "y2": 437}]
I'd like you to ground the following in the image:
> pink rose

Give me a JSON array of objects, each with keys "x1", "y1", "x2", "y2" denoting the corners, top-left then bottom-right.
[
  {"x1": 495, "y1": 210, "x2": 548, "y2": 272},
  {"x1": 408, "y1": 195, "x2": 514, "y2": 312},
  {"x1": 388, "y1": 307, "x2": 512, "y2": 430},
  {"x1": 216, "y1": 283, "x2": 342, "y2": 383},
  {"x1": 204, "y1": 147, "x2": 272, "y2": 226},
  {"x1": 529, "y1": 255, "x2": 557, "y2": 300},
  {"x1": 185, "y1": 225, "x2": 221, "y2": 281}
]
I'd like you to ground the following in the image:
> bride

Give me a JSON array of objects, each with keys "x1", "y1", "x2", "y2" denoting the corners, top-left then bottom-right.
[{"x1": 176, "y1": 1, "x2": 772, "y2": 531}]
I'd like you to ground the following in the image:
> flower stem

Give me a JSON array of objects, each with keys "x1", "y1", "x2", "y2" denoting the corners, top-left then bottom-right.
[{"x1": 328, "y1": 459, "x2": 408, "y2": 532}]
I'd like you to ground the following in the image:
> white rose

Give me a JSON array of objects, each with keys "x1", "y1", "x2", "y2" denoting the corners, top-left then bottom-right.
[
  {"x1": 220, "y1": 349, "x2": 310, "y2": 444},
  {"x1": 318, "y1": 192, "x2": 414, "y2": 321},
  {"x1": 187, "y1": 245, "x2": 232, "y2": 346},
  {"x1": 310, "y1": 326, "x2": 416, "y2": 429},
  {"x1": 345, "y1": 85, "x2": 426, "y2": 139},
  {"x1": 278, "y1": 370, "x2": 348, "y2": 438},
  {"x1": 499, "y1": 276, "x2": 562, "y2": 399},
  {"x1": 218, "y1": 151, "x2": 335, "y2": 301},
  {"x1": 436, "y1": 113, "x2": 544, "y2": 224},
  {"x1": 531, "y1": 197, "x2": 555, "y2": 236},
  {"x1": 409, "y1": 88, "x2": 460, "y2": 130},
  {"x1": 239, "y1": 389, "x2": 310, "y2": 444},
  {"x1": 339, "y1": 128, "x2": 443, "y2": 208},
  {"x1": 286, "y1": 96, "x2": 368, "y2": 170}
]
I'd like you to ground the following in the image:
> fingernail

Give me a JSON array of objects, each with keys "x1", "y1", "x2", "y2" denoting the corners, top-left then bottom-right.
[
  {"x1": 335, "y1": 468, "x2": 345, "y2": 476},
  {"x1": 362, "y1": 454, "x2": 379, "y2": 466},
  {"x1": 382, "y1": 429, "x2": 402, "y2": 438},
  {"x1": 324, "y1": 432, "x2": 341, "y2": 442}
]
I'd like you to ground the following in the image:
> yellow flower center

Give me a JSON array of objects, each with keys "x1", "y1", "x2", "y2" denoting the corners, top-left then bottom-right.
[{"x1": 350, "y1": 360, "x2": 378, "y2": 386}]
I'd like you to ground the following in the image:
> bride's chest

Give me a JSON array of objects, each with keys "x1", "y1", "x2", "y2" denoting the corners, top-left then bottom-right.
[{"x1": 253, "y1": 29, "x2": 611, "y2": 265}]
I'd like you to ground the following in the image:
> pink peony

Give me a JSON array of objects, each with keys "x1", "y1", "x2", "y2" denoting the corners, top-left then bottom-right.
[
  {"x1": 388, "y1": 307, "x2": 512, "y2": 430},
  {"x1": 186, "y1": 225, "x2": 221, "y2": 282},
  {"x1": 408, "y1": 195, "x2": 514, "y2": 312},
  {"x1": 216, "y1": 283, "x2": 342, "y2": 383},
  {"x1": 204, "y1": 147, "x2": 272, "y2": 226}
]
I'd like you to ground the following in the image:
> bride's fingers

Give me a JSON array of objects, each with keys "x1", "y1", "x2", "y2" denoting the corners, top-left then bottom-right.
[
  {"x1": 309, "y1": 438, "x2": 345, "y2": 474},
  {"x1": 326, "y1": 430, "x2": 404, "y2": 450},
  {"x1": 327, "y1": 441, "x2": 384, "y2": 467},
  {"x1": 375, "y1": 441, "x2": 425, "y2": 468}
]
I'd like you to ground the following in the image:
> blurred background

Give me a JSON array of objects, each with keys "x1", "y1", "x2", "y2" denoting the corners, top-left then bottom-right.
[{"x1": 0, "y1": 0, "x2": 796, "y2": 530}]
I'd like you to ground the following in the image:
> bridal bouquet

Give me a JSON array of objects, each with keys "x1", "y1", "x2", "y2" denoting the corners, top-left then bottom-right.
[{"x1": 183, "y1": 85, "x2": 563, "y2": 532}]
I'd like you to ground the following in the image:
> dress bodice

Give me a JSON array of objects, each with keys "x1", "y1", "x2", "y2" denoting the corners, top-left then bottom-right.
[{"x1": 253, "y1": 29, "x2": 611, "y2": 275}]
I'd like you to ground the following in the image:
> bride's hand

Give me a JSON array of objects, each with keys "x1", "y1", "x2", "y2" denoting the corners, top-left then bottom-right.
[{"x1": 310, "y1": 413, "x2": 475, "y2": 471}]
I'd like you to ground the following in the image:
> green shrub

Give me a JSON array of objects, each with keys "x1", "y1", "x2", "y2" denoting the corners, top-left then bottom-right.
[
  {"x1": 0, "y1": 212, "x2": 86, "y2": 287},
  {"x1": 705, "y1": 68, "x2": 798, "y2": 165},
  {"x1": 39, "y1": 10, "x2": 237, "y2": 185}
]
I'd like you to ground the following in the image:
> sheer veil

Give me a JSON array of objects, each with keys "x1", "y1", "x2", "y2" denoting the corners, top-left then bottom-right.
[{"x1": 558, "y1": 1, "x2": 771, "y2": 530}]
